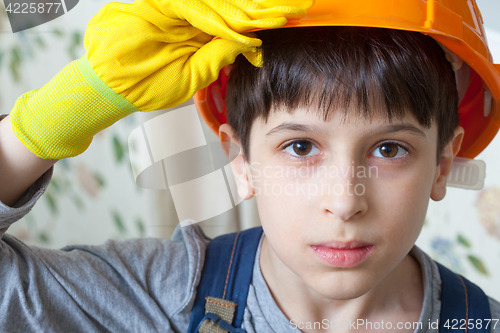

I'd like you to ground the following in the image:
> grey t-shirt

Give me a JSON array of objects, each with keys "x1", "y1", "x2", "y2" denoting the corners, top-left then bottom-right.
[{"x1": 1, "y1": 167, "x2": 499, "y2": 333}]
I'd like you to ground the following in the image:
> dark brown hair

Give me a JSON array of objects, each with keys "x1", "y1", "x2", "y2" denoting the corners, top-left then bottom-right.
[{"x1": 226, "y1": 27, "x2": 459, "y2": 163}]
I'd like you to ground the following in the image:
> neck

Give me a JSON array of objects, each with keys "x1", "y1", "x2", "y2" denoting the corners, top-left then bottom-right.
[{"x1": 259, "y1": 235, "x2": 424, "y2": 331}]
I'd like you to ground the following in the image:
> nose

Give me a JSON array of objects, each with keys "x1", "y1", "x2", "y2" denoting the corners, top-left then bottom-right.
[{"x1": 319, "y1": 160, "x2": 368, "y2": 222}]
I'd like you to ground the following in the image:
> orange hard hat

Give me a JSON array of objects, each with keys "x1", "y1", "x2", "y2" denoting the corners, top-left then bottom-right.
[{"x1": 194, "y1": 0, "x2": 500, "y2": 159}]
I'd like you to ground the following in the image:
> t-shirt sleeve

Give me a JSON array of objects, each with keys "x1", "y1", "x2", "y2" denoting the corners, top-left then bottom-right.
[
  {"x1": 0, "y1": 222, "x2": 210, "y2": 333},
  {"x1": 0, "y1": 163, "x2": 53, "y2": 239}
]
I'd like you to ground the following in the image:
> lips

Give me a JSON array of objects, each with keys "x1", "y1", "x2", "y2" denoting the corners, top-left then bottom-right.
[{"x1": 311, "y1": 241, "x2": 375, "y2": 267}]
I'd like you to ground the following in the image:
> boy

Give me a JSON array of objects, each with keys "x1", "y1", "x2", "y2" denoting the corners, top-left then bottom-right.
[{"x1": 0, "y1": 0, "x2": 499, "y2": 332}]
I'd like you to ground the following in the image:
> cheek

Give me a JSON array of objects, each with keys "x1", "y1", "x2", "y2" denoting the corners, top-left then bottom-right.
[
  {"x1": 252, "y1": 167, "x2": 318, "y2": 241},
  {"x1": 368, "y1": 163, "x2": 433, "y2": 241}
]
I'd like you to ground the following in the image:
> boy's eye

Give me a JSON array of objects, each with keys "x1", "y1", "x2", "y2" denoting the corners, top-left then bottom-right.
[
  {"x1": 282, "y1": 140, "x2": 320, "y2": 158},
  {"x1": 372, "y1": 142, "x2": 409, "y2": 159}
]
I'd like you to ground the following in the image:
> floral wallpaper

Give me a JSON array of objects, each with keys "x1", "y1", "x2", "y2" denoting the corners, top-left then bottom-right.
[
  {"x1": 0, "y1": 0, "x2": 151, "y2": 248},
  {"x1": 417, "y1": 107, "x2": 500, "y2": 300},
  {"x1": 477, "y1": 187, "x2": 500, "y2": 240}
]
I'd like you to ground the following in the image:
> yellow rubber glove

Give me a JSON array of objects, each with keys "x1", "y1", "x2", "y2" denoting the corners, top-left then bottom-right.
[{"x1": 9, "y1": 0, "x2": 314, "y2": 159}]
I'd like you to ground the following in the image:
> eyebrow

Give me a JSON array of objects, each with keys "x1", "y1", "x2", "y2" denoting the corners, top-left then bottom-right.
[
  {"x1": 377, "y1": 123, "x2": 427, "y2": 138},
  {"x1": 265, "y1": 122, "x2": 328, "y2": 138},
  {"x1": 265, "y1": 122, "x2": 427, "y2": 138}
]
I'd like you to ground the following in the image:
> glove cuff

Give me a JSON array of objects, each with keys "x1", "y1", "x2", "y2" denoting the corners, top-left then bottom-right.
[{"x1": 10, "y1": 56, "x2": 139, "y2": 159}]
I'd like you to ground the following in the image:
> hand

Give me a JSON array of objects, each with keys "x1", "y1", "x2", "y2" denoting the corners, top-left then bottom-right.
[{"x1": 85, "y1": 0, "x2": 314, "y2": 111}]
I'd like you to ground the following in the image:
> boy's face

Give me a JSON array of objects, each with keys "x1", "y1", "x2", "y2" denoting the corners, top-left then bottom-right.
[{"x1": 221, "y1": 104, "x2": 462, "y2": 300}]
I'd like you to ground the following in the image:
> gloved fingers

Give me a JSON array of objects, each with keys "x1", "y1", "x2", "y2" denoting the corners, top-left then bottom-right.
[
  {"x1": 187, "y1": 38, "x2": 255, "y2": 93},
  {"x1": 201, "y1": 0, "x2": 308, "y2": 31},
  {"x1": 242, "y1": 48, "x2": 263, "y2": 67},
  {"x1": 242, "y1": 6, "x2": 307, "y2": 20},
  {"x1": 220, "y1": 0, "x2": 312, "y2": 20},
  {"x1": 251, "y1": 0, "x2": 315, "y2": 11},
  {"x1": 162, "y1": 0, "x2": 260, "y2": 46},
  {"x1": 203, "y1": 0, "x2": 307, "y2": 21},
  {"x1": 216, "y1": 16, "x2": 289, "y2": 34},
  {"x1": 167, "y1": 0, "x2": 306, "y2": 45},
  {"x1": 206, "y1": 0, "x2": 313, "y2": 14}
]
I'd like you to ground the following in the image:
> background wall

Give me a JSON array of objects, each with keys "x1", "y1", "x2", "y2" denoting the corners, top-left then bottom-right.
[{"x1": 0, "y1": 0, "x2": 499, "y2": 301}]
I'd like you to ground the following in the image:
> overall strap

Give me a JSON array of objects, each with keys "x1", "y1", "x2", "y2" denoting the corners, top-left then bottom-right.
[
  {"x1": 187, "y1": 226, "x2": 264, "y2": 333},
  {"x1": 436, "y1": 261, "x2": 491, "y2": 332}
]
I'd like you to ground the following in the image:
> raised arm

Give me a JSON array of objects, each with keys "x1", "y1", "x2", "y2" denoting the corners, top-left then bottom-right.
[{"x1": 0, "y1": 115, "x2": 57, "y2": 207}]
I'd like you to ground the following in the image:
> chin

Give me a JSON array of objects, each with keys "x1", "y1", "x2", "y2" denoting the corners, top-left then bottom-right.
[{"x1": 308, "y1": 274, "x2": 377, "y2": 300}]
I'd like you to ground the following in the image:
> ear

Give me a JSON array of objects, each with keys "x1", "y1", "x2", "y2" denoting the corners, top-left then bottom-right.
[
  {"x1": 430, "y1": 126, "x2": 465, "y2": 201},
  {"x1": 219, "y1": 123, "x2": 255, "y2": 200}
]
